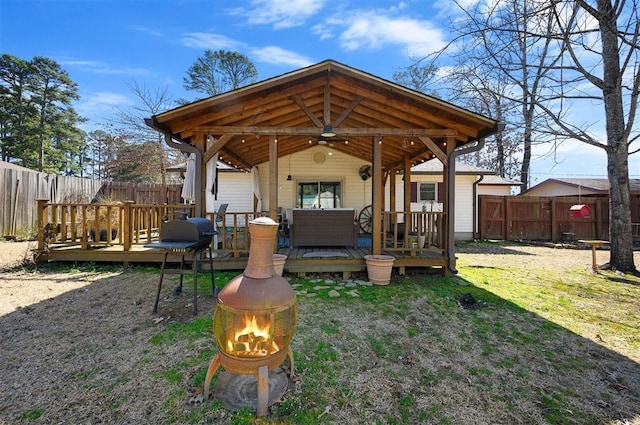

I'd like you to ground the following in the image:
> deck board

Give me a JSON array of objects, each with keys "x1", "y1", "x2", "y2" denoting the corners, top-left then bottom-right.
[{"x1": 40, "y1": 243, "x2": 448, "y2": 276}]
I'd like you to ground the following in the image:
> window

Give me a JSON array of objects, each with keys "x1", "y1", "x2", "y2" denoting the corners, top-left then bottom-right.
[
  {"x1": 419, "y1": 183, "x2": 436, "y2": 201},
  {"x1": 297, "y1": 181, "x2": 341, "y2": 208}
]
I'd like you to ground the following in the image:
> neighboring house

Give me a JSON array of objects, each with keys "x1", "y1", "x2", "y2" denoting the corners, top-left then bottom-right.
[
  {"x1": 477, "y1": 175, "x2": 523, "y2": 196},
  {"x1": 207, "y1": 157, "x2": 515, "y2": 241},
  {"x1": 522, "y1": 178, "x2": 640, "y2": 197},
  {"x1": 389, "y1": 159, "x2": 521, "y2": 240}
]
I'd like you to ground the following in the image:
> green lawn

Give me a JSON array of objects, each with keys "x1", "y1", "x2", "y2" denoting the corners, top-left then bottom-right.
[{"x1": 146, "y1": 242, "x2": 640, "y2": 424}]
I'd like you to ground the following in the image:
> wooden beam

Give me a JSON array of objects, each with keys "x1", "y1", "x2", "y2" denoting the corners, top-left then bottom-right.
[
  {"x1": 291, "y1": 95, "x2": 323, "y2": 127},
  {"x1": 389, "y1": 166, "x2": 397, "y2": 222},
  {"x1": 269, "y1": 135, "x2": 278, "y2": 220},
  {"x1": 418, "y1": 136, "x2": 446, "y2": 163},
  {"x1": 372, "y1": 137, "x2": 383, "y2": 255},
  {"x1": 404, "y1": 156, "x2": 412, "y2": 233},
  {"x1": 218, "y1": 149, "x2": 253, "y2": 170},
  {"x1": 194, "y1": 126, "x2": 458, "y2": 137},
  {"x1": 333, "y1": 96, "x2": 363, "y2": 127},
  {"x1": 324, "y1": 76, "x2": 331, "y2": 125},
  {"x1": 203, "y1": 134, "x2": 232, "y2": 163}
]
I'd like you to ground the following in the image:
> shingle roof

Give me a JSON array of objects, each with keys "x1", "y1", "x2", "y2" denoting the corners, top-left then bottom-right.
[{"x1": 524, "y1": 178, "x2": 640, "y2": 194}]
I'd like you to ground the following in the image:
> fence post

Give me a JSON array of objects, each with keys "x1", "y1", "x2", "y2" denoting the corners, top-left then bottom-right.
[
  {"x1": 36, "y1": 199, "x2": 48, "y2": 252},
  {"x1": 123, "y1": 201, "x2": 134, "y2": 251}
]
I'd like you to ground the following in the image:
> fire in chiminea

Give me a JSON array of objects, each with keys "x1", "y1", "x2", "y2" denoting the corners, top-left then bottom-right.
[{"x1": 204, "y1": 216, "x2": 298, "y2": 416}]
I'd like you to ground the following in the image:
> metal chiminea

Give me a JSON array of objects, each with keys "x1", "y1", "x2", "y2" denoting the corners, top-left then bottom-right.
[{"x1": 204, "y1": 216, "x2": 297, "y2": 416}]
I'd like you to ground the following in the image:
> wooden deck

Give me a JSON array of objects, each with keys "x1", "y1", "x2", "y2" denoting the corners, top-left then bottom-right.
[
  {"x1": 39, "y1": 243, "x2": 448, "y2": 278},
  {"x1": 35, "y1": 201, "x2": 450, "y2": 277}
]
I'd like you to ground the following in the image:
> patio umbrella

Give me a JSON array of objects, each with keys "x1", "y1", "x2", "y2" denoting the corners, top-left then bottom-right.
[
  {"x1": 205, "y1": 152, "x2": 218, "y2": 213},
  {"x1": 251, "y1": 166, "x2": 262, "y2": 212},
  {"x1": 181, "y1": 153, "x2": 196, "y2": 203}
]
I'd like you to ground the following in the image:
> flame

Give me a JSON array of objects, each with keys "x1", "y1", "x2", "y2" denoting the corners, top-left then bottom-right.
[{"x1": 226, "y1": 314, "x2": 280, "y2": 357}]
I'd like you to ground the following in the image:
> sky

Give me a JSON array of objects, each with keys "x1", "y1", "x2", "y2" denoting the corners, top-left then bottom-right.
[{"x1": 1, "y1": 0, "x2": 638, "y2": 185}]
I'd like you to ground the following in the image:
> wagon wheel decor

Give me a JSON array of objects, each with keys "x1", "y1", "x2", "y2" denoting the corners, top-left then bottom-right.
[{"x1": 358, "y1": 205, "x2": 373, "y2": 234}]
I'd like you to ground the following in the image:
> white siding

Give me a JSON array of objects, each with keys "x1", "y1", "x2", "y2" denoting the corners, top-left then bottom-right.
[
  {"x1": 478, "y1": 186, "x2": 513, "y2": 196},
  {"x1": 525, "y1": 182, "x2": 599, "y2": 197},
  {"x1": 214, "y1": 171, "x2": 253, "y2": 213},
  {"x1": 389, "y1": 174, "x2": 477, "y2": 240},
  {"x1": 220, "y1": 149, "x2": 482, "y2": 240},
  {"x1": 258, "y1": 147, "x2": 373, "y2": 213}
]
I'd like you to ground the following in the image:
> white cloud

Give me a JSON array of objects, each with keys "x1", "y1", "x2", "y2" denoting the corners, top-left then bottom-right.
[
  {"x1": 182, "y1": 32, "x2": 244, "y2": 50},
  {"x1": 228, "y1": 0, "x2": 325, "y2": 29},
  {"x1": 76, "y1": 91, "x2": 130, "y2": 123},
  {"x1": 60, "y1": 60, "x2": 152, "y2": 76},
  {"x1": 130, "y1": 25, "x2": 163, "y2": 37},
  {"x1": 336, "y1": 12, "x2": 447, "y2": 56},
  {"x1": 311, "y1": 8, "x2": 447, "y2": 57},
  {"x1": 249, "y1": 46, "x2": 314, "y2": 68}
]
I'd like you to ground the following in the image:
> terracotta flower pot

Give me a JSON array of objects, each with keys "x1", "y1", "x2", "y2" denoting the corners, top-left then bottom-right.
[
  {"x1": 364, "y1": 254, "x2": 395, "y2": 285},
  {"x1": 272, "y1": 254, "x2": 287, "y2": 276}
]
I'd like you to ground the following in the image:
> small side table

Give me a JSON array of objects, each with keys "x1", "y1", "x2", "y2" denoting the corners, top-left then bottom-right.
[{"x1": 579, "y1": 240, "x2": 609, "y2": 272}]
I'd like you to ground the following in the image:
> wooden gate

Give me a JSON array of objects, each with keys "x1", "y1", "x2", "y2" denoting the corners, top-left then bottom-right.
[{"x1": 478, "y1": 195, "x2": 628, "y2": 242}]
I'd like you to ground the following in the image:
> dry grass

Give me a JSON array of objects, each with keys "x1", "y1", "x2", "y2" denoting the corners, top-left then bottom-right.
[{"x1": 0, "y1": 240, "x2": 639, "y2": 424}]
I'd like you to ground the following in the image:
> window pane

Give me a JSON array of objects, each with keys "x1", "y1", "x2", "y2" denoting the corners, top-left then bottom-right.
[
  {"x1": 297, "y1": 181, "x2": 342, "y2": 208},
  {"x1": 318, "y1": 182, "x2": 341, "y2": 208},
  {"x1": 419, "y1": 183, "x2": 435, "y2": 201},
  {"x1": 298, "y1": 182, "x2": 318, "y2": 208}
]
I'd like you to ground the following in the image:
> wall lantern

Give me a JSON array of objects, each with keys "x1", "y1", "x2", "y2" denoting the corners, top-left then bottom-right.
[{"x1": 570, "y1": 204, "x2": 590, "y2": 219}]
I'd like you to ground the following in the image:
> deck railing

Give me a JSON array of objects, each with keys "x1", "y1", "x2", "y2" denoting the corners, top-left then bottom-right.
[
  {"x1": 37, "y1": 200, "x2": 444, "y2": 257},
  {"x1": 381, "y1": 211, "x2": 445, "y2": 253},
  {"x1": 37, "y1": 199, "x2": 259, "y2": 256}
]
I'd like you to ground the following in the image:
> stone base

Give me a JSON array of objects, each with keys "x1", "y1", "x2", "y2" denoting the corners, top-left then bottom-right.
[{"x1": 212, "y1": 367, "x2": 289, "y2": 413}]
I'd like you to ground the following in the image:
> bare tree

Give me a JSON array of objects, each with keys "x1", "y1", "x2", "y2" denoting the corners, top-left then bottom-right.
[
  {"x1": 540, "y1": 0, "x2": 639, "y2": 272},
  {"x1": 442, "y1": 0, "x2": 561, "y2": 190},
  {"x1": 441, "y1": 0, "x2": 638, "y2": 272},
  {"x1": 109, "y1": 78, "x2": 177, "y2": 184},
  {"x1": 442, "y1": 61, "x2": 522, "y2": 179}
]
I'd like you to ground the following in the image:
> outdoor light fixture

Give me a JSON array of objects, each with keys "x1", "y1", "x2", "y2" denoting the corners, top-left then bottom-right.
[{"x1": 321, "y1": 124, "x2": 336, "y2": 137}]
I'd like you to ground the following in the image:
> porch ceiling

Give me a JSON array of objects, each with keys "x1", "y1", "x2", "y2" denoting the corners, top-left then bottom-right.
[{"x1": 148, "y1": 60, "x2": 500, "y2": 171}]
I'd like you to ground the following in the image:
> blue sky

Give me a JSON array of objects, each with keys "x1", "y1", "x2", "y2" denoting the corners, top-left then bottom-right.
[{"x1": 2, "y1": 0, "x2": 636, "y2": 183}]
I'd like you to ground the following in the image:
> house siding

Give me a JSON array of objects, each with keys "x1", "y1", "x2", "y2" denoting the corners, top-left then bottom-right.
[
  {"x1": 259, "y1": 148, "x2": 373, "y2": 212},
  {"x1": 478, "y1": 186, "x2": 513, "y2": 196},
  {"x1": 525, "y1": 182, "x2": 600, "y2": 197},
  {"x1": 216, "y1": 152, "x2": 485, "y2": 240},
  {"x1": 390, "y1": 174, "x2": 477, "y2": 240},
  {"x1": 212, "y1": 171, "x2": 253, "y2": 227}
]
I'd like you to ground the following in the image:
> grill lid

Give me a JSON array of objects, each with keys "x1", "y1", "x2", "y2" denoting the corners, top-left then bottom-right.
[{"x1": 160, "y1": 217, "x2": 215, "y2": 242}]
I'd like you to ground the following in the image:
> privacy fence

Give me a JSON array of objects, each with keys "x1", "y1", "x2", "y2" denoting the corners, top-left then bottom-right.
[
  {"x1": 479, "y1": 195, "x2": 640, "y2": 242},
  {"x1": 0, "y1": 165, "x2": 182, "y2": 238}
]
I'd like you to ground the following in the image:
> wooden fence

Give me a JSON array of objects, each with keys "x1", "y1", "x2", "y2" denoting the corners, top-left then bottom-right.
[
  {"x1": 479, "y1": 195, "x2": 640, "y2": 242},
  {"x1": 0, "y1": 165, "x2": 183, "y2": 239}
]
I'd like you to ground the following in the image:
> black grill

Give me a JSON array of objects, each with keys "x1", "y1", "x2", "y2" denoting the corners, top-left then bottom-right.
[
  {"x1": 145, "y1": 217, "x2": 217, "y2": 315},
  {"x1": 157, "y1": 217, "x2": 216, "y2": 251}
]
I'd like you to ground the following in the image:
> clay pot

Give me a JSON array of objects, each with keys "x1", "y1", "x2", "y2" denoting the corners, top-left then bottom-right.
[
  {"x1": 364, "y1": 254, "x2": 395, "y2": 285},
  {"x1": 272, "y1": 254, "x2": 287, "y2": 276}
]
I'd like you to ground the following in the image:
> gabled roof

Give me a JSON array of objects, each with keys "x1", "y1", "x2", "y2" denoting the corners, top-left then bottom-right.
[
  {"x1": 148, "y1": 59, "x2": 500, "y2": 171},
  {"x1": 411, "y1": 159, "x2": 497, "y2": 175},
  {"x1": 523, "y1": 178, "x2": 640, "y2": 195},
  {"x1": 479, "y1": 175, "x2": 523, "y2": 186}
]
